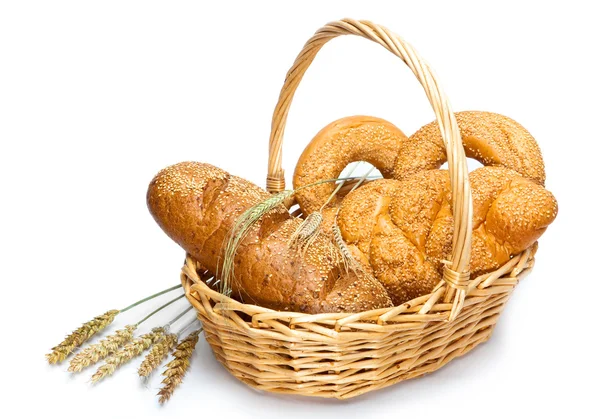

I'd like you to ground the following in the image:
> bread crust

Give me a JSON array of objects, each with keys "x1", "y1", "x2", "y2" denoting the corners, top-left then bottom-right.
[
  {"x1": 394, "y1": 111, "x2": 546, "y2": 184},
  {"x1": 293, "y1": 116, "x2": 408, "y2": 215},
  {"x1": 147, "y1": 162, "x2": 392, "y2": 313},
  {"x1": 338, "y1": 167, "x2": 558, "y2": 305},
  {"x1": 148, "y1": 110, "x2": 557, "y2": 313}
]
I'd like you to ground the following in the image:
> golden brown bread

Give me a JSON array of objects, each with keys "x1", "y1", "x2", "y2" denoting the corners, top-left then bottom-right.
[
  {"x1": 293, "y1": 116, "x2": 408, "y2": 214},
  {"x1": 394, "y1": 111, "x2": 546, "y2": 184},
  {"x1": 337, "y1": 166, "x2": 558, "y2": 305},
  {"x1": 148, "y1": 110, "x2": 557, "y2": 313},
  {"x1": 293, "y1": 112, "x2": 546, "y2": 220},
  {"x1": 147, "y1": 162, "x2": 392, "y2": 313}
]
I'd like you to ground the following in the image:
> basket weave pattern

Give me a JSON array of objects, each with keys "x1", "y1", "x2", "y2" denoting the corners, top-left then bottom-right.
[
  {"x1": 182, "y1": 19, "x2": 538, "y2": 398},
  {"x1": 182, "y1": 246, "x2": 534, "y2": 399}
]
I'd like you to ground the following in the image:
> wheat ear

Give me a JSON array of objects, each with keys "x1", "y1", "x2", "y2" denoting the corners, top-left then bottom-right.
[
  {"x1": 157, "y1": 329, "x2": 201, "y2": 404},
  {"x1": 91, "y1": 328, "x2": 165, "y2": 384},
  {"x1": 45, "y1": 284, "x2": 182, "y2": 364},
  {"x1": 331, "y1": 165, "x2": 376, "y2": 271},
  {"x1": 46, "y1": 310, "x2": 119, "y2": 364},
  {"x1": 68, "y1": 325, "x2": 136, "y2": 372},
  {"x1": 138, "y1": 333, "x2": 178, "y2": 378},
  {"x1": 288, "y1": 212, "x2": 323, "y2": 253},
  {"x1": 288, "y1": 163, "x2": 361, "y2": 253},
  {"x1": 220, "y1": 190, "x2": 295, "y2": 295},
  {"x1": 332, "y1": 223, "x2": 356, "y2": 272},
  {"x1": 137, "y1": 305, "x2": 194, "y2": 379},
  {"x1": 219, "y1": 174, "x2": 378, "y2": 296}
]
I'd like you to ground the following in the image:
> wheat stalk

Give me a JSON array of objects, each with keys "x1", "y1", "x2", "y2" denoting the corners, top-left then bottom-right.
[
  {"x1": 330, "y1": 165, "x2": 376, "y2": 271},
  {"x1": 220, "y1": 190, "x2": 295, "y2": 295},
  {"x1": 288, "y1": 212, "x2": 323, "y2": 254},
  {"x1": 331, "y1": 221, "x2": 380, "y2": 288},
  {"x1": 91, "y1": 327, "x2": 165, "y2": 383},
  {"x1": 46, "y1": 310, "x2": 119, "y2": 364},
  {"x1": 288, "y1": 163, "x2": 362, "y2": 254},
  {"x1": 138, "y1": 333, "x2": 178, "y2": 378},
  {"x1": 219, "y1": 174, "x2": 380, "y2": 297},
  {"x1": 332, "y1": 223, "x2": 356, "y2": 272},
  {"x1": 45, "y1": 284, "x2": 182, "y2": 364},
  {"x1": 157, "y1": 329, "x2": 201, "y2": 404},
  {"x1": 68, "y1": 325, "x2": 136, "y2": 373}
]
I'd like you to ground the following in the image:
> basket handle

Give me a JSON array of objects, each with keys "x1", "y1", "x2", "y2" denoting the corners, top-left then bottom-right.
[{"x1": 266, "y1": 18, "x2": 473, "y2": 321}]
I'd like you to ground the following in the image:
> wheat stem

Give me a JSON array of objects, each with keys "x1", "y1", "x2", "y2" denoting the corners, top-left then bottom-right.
[
  {"x1": 321, "y1": 161, "x2": 359, "y2": 210},
  {"x1": 289, "y1": 163, "x2": 363, "y2": 254},
  {"x1": 331, "y1": 166, "x2": 376, "y2": 271},
  {"x1": 166, "y1": 306, "x2": 193, "y2": 328},
  {"x1": 120, "y1": 284, "x2": 182, "y2": 313},
  {"x1": 349, "y1": 165, "x2": 376, "y2": 193},
  {"x1": 175, "y1": 319, "x2": 200, "y2": 338},
  {"x1": 136, "y1": 294, "x2": 186, "y2": 326},
  {"x1": 138, "y1": 306, "x2": 196, "y2": 379}
]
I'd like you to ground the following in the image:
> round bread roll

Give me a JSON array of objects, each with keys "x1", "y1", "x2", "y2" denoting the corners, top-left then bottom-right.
[{"x1": 293, "y1": 116, "x2": 408, "y2": 215}]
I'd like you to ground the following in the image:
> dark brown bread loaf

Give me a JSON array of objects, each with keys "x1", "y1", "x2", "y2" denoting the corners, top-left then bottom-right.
[{"x1": 147, "y1": 162, "x2": 392, "y2": 313}]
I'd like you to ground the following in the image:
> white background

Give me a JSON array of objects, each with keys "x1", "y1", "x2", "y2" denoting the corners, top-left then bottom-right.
[{"x1": 1, "y1": 1, "x2": 599, "y2": 418}]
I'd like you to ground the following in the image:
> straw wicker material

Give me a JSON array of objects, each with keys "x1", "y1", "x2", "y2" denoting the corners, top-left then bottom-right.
[{"x1": 181, "y1": 18, "x2": 537, "y2": 399}]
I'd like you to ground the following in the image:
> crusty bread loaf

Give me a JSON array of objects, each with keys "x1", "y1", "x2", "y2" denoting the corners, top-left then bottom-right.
[
  {"x1": 394, "y1": 111, "x2": 546, "y2": 184},
  {"x1": 337, "y1": 166, "x2": 558, "y2": 305},
  {"x1": 293, "y1": 116, "x2": 408, "y2": 215},
  {"x1": 147, "y1": 162, "x2": 392, "y2": 313},
  {"x1": 148, "y1": 109, "x2": 557, "y2": 313}
]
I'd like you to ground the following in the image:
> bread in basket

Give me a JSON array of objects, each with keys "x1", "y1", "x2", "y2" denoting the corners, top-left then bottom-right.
[{"x1": 148, "y1": 19, "x2": 557, "y2": 399}]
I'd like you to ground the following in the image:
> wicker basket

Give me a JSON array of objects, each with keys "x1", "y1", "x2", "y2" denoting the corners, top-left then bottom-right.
[{"x1": 181, "y1": 18, "x2": 537, "y2": 399}]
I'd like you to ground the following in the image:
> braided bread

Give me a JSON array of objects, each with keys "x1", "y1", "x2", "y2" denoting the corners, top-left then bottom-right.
[
  {"x1": 394, "y1": 111, "x2": 546, "y2": 184},
  {"x1": 337, "y1": 166, "x2": 558, "y2": 305},
  {"x1": 293, "y1": 111, "x2": 547, "y2": 218},
  {"x1": 294, "y1": 111, "x2": 557, "y2": 305}
]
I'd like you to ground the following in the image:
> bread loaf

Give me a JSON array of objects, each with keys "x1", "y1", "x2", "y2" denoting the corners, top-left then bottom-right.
[
  {"x1": 147, "y1": 162, "x2": 392, "y2": 313},
  {"x1": 337, "y1": 166, "x2": 558, "y2": 305},
  {"x1": 293, "y1": 111, "x2": 548, "y2": 219},
  {"x1": 293, "y1": 116, "x2": 408, "y2": 214},
  {"x1": 148, "y1": 109, "x2": 558, "y2": 313},
  {"x1": 394, "y1": 111, "x2": 546, "y2": 184}
]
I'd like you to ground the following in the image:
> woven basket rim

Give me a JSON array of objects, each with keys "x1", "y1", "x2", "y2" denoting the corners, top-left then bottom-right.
[{"x1": 183, "y1": 244, "x2": 536, "y2": 328}]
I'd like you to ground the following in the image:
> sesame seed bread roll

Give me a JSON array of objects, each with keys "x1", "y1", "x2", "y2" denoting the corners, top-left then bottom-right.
[
  {"x1": 394, "y1": 111, "x2": 546, "y2": 184},
  {"x1": 147, "y1": 162, "x2": 392, "y2": 313},
  {"x1": 337, "y1": 167, "x2": 557, "y2": 305},
  {"x1": 293, "y1": 116, "x2": 408, "y2": 215}
]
